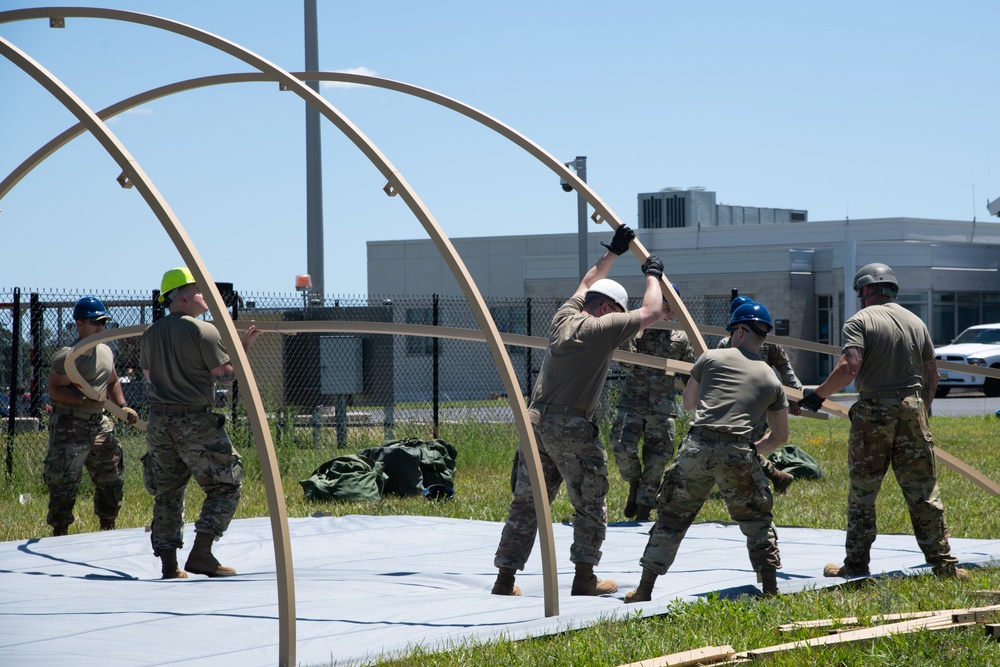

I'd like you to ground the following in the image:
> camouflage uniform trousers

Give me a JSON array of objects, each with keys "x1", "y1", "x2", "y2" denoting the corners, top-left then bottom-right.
[
  {"x1": 144, "y1": 410, "x2": 243, "y2": 555},
  {"x1": 611, "y1": 406, "x2": 676, "y2": 509},
  {"x1": 495, "y1": 410, "x2": 609, "y2": 570},
  {"x1": 640, "y1": 432, "x2": 780, "y2": 575},
  {"x1": 43, "y1": 413, "x2": 123, "y2": 529},
  {"x1": 844, "y1": 396, "x2": 956, "y2": 572}
]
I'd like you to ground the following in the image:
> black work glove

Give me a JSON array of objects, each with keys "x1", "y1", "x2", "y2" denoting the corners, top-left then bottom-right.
[
  {"x1": 641, "y1": 255, "x2": 664, "y2": 278},
  {"x1": 798, "y1": 389, "x2": 826, "y2": 412},
  {"x1": 601, "y1": 224, "x2": 635, "y2": 256}
]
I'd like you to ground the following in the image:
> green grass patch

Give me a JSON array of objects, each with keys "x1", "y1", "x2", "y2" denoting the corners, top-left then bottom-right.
[{"x1": 4, "y1": 415, "x2": 1000, "y2": 666}]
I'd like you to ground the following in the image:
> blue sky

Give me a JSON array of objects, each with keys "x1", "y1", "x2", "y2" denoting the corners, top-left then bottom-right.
[{"x1": 1, "y1": 1, "x2": 998, "y2": 297}]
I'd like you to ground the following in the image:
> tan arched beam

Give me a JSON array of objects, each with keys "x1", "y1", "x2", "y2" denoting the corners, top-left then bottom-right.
[
  {"x1": 0, "y1": 7, "x2": 560, "y2": 623},
  {"x1": 0, "y1": 66, "x2": 707, "y2": 357},
  {"x1": 658, "y1": 322, "x2": 1000, "y2": 381},
  {"x1": 69, "y1": 321, "x2": 1000, "y2": 497},
  {"x1": 0, "y1": 35, "x2": 299, "y2": 667}
]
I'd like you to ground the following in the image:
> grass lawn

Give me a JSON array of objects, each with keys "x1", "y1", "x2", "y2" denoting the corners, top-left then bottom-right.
[{"x1": 3, "y1": 413, "x2": 1000, "y2": 666}]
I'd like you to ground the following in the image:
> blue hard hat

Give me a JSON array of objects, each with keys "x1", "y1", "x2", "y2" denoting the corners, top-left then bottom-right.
[
  {"x1": 729, "y1": 295, "x2": 754, "y2": 315},
  {"x1": 73, "y1": 296, "x2": 111, "y2": 322},
  {"x1": 662, "y1": 283, "x2": 680, "y2": 306},
  {"x1": 727, "y1": 301, "x2": 773, "y2": 334}
]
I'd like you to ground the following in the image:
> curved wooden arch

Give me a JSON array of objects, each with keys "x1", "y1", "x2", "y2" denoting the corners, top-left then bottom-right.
[
  {"x1": 0, "y1": 35, "x2": 299, "y2": 667},
  {"x1": 69, "y1": 321, "x2": 1000, "y2": 498},
  {"x1": 0, "y1": 5, "x2": 558, "y2": 640},
  {"x1": 0, "y1": 68, "x2": 707, "y2": 357}
]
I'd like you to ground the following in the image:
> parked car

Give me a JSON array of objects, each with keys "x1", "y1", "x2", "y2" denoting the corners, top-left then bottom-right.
[{"x1": 934, "y1": 323, "x2": 1000, "y2": 397}]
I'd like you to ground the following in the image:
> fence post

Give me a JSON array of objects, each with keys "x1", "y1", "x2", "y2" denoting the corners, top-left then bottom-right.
[
  {"x1": 432, "y1": 293, "x2": 439, "y2": 439},
  {"x1": 312, "y1": 404, "x2": 323, "y2": 447},
  {"x1": 29, "y1": 293, "x2": 42, "y2": 418},
  {"x1": 382, "y1": 298, "x2": 395, "y2": 440},
  {"x1": 525, "y1": 297, "x2": 533, "y2": 396},
  {"x1": 6, "y1": 288, "x2": 21, "y2": 476}
]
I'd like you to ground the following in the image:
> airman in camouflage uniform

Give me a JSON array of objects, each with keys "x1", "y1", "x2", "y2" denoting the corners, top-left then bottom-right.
[
  {"x1": 44, "y1": 297, "x2": 138, "y2": 537},
  {"x1": 716, "y1": 333, "x2": 802, "y2": 493},
  {"x1": 493, "y1": 225, "x2": 671, "y2": 597},
  {"x1": 626, "y1": 301, "x2": 788, "y2": 602},
  {"x1": 611, "y1": 298, "x2": 695, "y2": 521},
  {"x1": 799, "y1": 263, "x2": 967, "y2": 580},
  {"x1": 141, "y1": 267, "x2": 259, "y2": 579}
]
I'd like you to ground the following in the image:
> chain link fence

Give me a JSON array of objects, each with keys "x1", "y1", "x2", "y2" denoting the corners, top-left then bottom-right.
[{"x1": 2, "y1": 286, "x2": 719, "y2": 478}]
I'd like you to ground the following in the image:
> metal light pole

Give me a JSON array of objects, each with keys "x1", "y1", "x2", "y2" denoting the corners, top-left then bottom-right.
[
  {"x1": 562, "y1": 156, "x2": 588, "y2": 280},
  {"x1": 304, "y1": 0, "x2": 324, "y2": 298}
]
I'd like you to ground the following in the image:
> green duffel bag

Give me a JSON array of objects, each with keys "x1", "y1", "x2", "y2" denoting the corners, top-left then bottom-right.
[
  {"x1": 767, "y1": 445, "x2": 823, "y2": 480},
  {"x1": 358, "y1": 437, "x2": 458, "y2": 497},
  {"x1": 299, "y1": 455, "x2": 386, "y2": 502}
]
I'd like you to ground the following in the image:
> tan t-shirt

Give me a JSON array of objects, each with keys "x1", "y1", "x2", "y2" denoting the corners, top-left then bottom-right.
[
  {"x1": 51, "y1": 344, "x2": 115, "y2": 415},
  {"x1": 139, "y1": 312, "x2": 229, "y2": 407},
  {"x1": 842, "y1": 302, "x2": 932, "y2": 393},
  {"x1": 531, "y1": 296, "x2": 642, "y2": 418},
  {"x1": 690, "y1": 346, "x2": 788, "y2": 439}
]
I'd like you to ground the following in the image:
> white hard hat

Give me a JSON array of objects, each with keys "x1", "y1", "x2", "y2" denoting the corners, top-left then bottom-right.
[{"x1": 587, "y1": 279, "x2": 629, "y2": 312}]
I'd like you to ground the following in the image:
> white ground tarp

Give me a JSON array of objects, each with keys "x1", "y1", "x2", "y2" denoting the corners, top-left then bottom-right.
[{"x1": 2, "y1": 515, "x2": 998, "y2": 666}]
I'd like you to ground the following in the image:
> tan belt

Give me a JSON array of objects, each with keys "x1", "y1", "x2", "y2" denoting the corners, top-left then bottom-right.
[
  {"x1": 53, "y1": 407, "x2": 103, "y2": 423},
  {"x1": 528, "y1": 402, "x2": 588, "y2": 418},
  {"x1": 689, "y1": 425, "x2": 749, "y2": 443},
  {"x1": 150, "y1": 404, "x2": 212, "y2": 414},
  {"x1": 858, "y1": 389, "x2": 920, "y2": 401}
]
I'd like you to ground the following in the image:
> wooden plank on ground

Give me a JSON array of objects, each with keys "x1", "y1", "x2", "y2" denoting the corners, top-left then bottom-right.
[
  {"x1": 614, "y1": 645, "x2": 735, "y2": 667},
  {"x1": 744, "y1": 615, "x2": 956, "y2": 658},
  {"x1": 778, "y1": 610, "x2": 941, "y2": 632}
]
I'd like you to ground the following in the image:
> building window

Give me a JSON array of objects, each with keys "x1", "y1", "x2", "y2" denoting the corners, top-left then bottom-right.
[
  {"x1": 406, "y1": 307, "x2": 435, "y2": 355},
  {"x1": 930, "y1": 292, "x2": 1000, "y2": 345}
]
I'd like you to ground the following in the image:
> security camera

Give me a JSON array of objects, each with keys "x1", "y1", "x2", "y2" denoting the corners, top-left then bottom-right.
[
  {"x1": 988, "y1": 196, "x2": 1000, "y2": 218},
  {"x1": 560, "y1": 178, "x2": 573, "y2": 193}
]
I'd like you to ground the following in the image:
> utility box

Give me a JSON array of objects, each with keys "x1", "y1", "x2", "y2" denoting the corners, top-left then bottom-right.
[
  {"x1": 319, "y1": 335, "x2": 363, "y2": 395},
  {"x1": 774, "y1": 319, "x2": 790, "y2": 337}
]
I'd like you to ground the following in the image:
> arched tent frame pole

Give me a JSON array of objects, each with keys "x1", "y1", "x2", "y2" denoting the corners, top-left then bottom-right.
[
  {"x1": 0, "y1": 4, "x2": 558, "y2": 634},
  {"x1": 0, "y1": 67, "x2": 707, "y2": 357},
  {"x1": 69, "y1": 322, "x2": 1000, "y2": 499},
  {"x1": 0, "y1": 36, "x2": 298, "y2": 667}
]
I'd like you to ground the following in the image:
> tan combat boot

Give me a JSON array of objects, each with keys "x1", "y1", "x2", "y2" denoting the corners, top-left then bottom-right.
[
  {"x1": 159, "y1": 549, "x2": 189, "y2": 580},
  {"x1": 770, "y1": 469, "x2": 794, "y2": 495},
  {"x1": 624, "y1": 568, "x2": 658, "y2": 604},
  {"x1": 491, "y1": 566, "x2": 521, "y2": 596},
  {"x1": 823, "y1": 562, "x2": 870, "y2": 578},
  {"x1": 571, "y1": 562, "x2": 618, "y2": 596},
  {"x1": 759, "y1": 567, "x2": 779, "y2": 597},
  {"x1": 933, "y1": 563, "x2": 970, "y2": 581},
  {"x1": 184, "y1": 532, "x2": 237, "y2": 577},
  {"x1": 624, "y1": 480, "x2": 641, "y2": 519}
]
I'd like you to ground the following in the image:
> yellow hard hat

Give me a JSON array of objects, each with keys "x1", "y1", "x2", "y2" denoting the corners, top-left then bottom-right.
[{"x1": 159, "y1": 267, "x2": 196, "y2": 302}]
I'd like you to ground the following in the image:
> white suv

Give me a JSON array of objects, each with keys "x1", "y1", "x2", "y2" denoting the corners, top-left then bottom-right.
[{"x1": 934, "y1": 323, "x2": 1000, "y2": 397}]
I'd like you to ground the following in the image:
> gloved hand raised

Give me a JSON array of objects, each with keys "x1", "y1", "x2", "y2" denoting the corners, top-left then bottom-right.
[
  {"x1": 641, "y1": 256, "x2": 664, "y2": 278},
  {"x1": 798, "y1": 389, "x2": 826, "y2": 412},
  {"x1": 601, "y1": 224, "x2": 635, "y2": 256}
]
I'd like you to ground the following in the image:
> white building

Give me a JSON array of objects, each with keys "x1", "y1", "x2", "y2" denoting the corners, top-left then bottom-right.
[{"x1": 368, "y1": 188, "x2": 1000, "y2": 384}]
